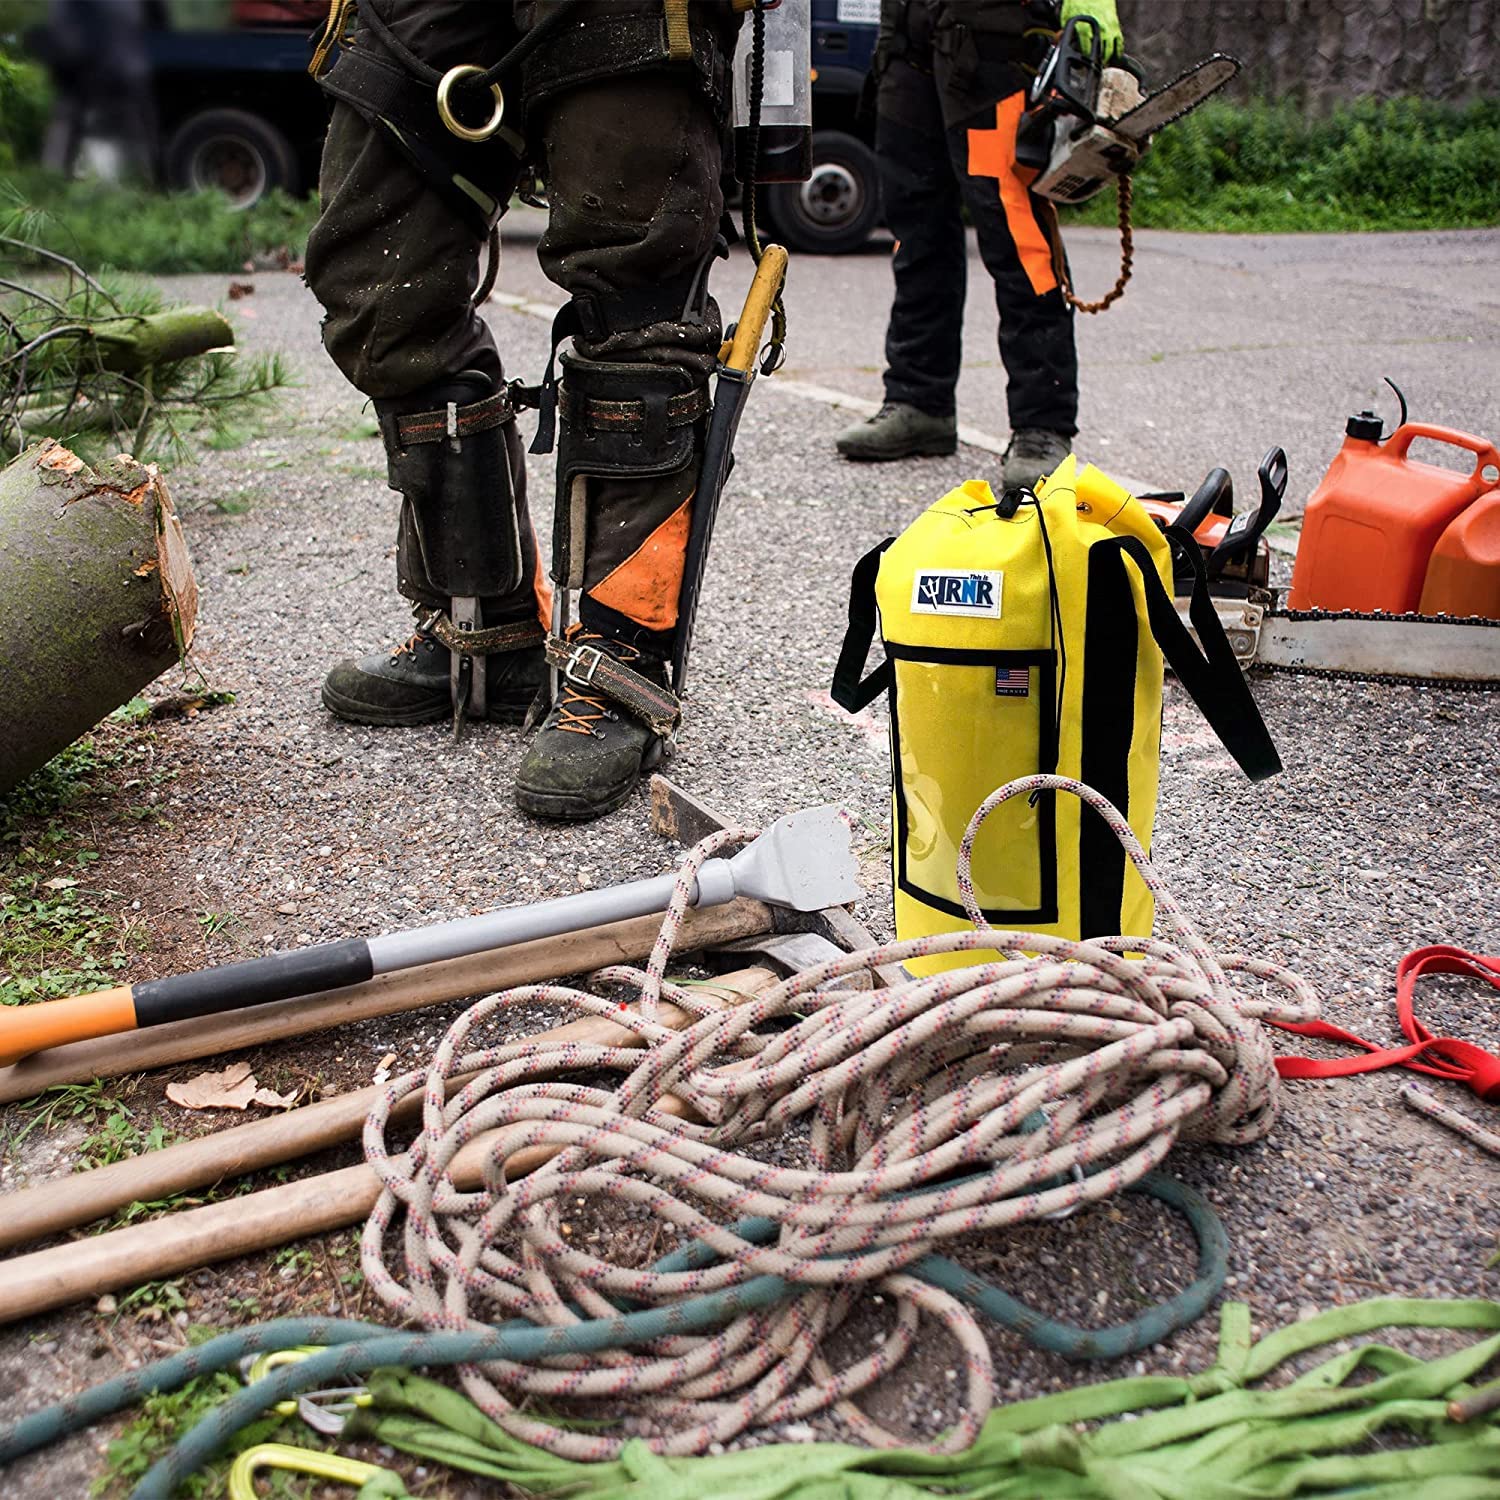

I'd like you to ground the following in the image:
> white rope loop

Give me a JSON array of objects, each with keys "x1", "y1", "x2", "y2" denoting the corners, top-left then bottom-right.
[{"x1": 359, "y1": 777, "x2": 1319, "y2": 1459}]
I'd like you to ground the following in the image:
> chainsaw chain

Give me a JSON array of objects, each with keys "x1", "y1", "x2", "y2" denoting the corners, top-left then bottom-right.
[
  {"x1": 1114, "y1": 53, "x2": 1239, "y2": 139},
  {"x1": 1254, "y1": 607, "x2": 1500, "y2": 692}
]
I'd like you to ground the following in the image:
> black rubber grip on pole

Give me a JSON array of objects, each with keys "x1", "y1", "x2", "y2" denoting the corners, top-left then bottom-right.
[{"x1": 132, "y1": 940, "x2": 374, "y2": 1028}]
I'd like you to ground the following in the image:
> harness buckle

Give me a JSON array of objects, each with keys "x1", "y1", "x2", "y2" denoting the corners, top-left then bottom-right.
[{"x1": 564, "y1": 643, "x2": 605, "y2": 687}]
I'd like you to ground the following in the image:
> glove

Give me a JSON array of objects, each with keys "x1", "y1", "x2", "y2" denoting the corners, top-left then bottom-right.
[{"x1": 1060, "y1": 0, "x2": 1124, "y2": 63}]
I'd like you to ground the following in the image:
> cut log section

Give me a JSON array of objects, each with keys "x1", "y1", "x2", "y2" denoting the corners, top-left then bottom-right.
[{"x1": 0, "y1": 439, "x2": 197, "y2": 793}]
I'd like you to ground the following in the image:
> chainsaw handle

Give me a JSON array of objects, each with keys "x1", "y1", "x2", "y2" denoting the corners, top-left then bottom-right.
[
  {"x1": 1210, "y1": 445, "x2": 1286, "y2": 567},
  {"x1": 1386, "y1": 423, "x2": 1500, "y2": 482},
  {"x1": 1175, "y1": 467, "x2": 1233, "y2": 538}
]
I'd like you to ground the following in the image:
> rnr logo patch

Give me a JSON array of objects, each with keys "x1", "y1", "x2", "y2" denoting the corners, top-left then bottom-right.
[{"x1": 910, "y1": 569, "x2": 1003, "y2": 618}]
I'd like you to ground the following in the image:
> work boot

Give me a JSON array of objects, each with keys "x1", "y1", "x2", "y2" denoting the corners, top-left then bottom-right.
[
  {"x1": 514, "y1": 631, "x2": 668, "y2": 822},
  {"x1": 1001, "y1": 428, "x2": 1072, "y2": 490},
  {"x1": 321, "y1": 620, "x2": 544, "y2": 727},
  {"x1": 835, "y1": 402, "x2": 957, "y2": 461}
]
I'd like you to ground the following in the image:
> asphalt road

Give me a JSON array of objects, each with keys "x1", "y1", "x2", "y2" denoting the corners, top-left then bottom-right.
[
  {"x1": 497, "y1": 207, "x2": 1500, "y2": 502},
  {"x1": 1, "y1": 216, "x2": 1496, "y2": 1489}
]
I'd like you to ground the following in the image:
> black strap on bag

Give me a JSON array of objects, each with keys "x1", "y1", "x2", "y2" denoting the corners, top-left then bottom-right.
[
  {"x1": 830, "y1": 538, "x2": 893, "y2": 712},
  {"x1": 830, "y1": 530, "x2": 1280, "y2": 781},
  {"x1": 1103, "y1": 526, "x2": 1282, "y2": 782}
]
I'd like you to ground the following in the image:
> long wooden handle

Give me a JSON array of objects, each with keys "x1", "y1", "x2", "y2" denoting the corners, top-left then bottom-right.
[
  {"x1": 0, "y1": 898, "x2": 771, "y2": 1105},
  {"x1": 0, "y1": 967, "x2": 773, "y2": 1253},
  {"x1": 0, "y1": 969, "x2": 780, "y2": 1324},
  {"x1": 726, "y1": 244, "x2": 788, "y2": 373}
]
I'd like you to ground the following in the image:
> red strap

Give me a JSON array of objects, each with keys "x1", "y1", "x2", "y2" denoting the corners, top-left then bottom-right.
[{"x1": 1270, "y1": 945, "x2": 1500, "y2": 1104}]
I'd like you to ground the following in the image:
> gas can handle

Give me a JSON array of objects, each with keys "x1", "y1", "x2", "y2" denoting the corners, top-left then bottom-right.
[{"x1": 1386, "y1": 423, "x2": 1500, "y2": 482}]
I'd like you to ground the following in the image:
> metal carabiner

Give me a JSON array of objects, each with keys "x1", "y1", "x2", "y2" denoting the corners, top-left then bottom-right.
[
  {"x1": 293, "y1": 1386, "x2": 374, "y2": 1437},
  {"x1": 436, "y1": 65, "x2": 505, "y2": 143},
  {"x1": 227, "y1": 1442, "x2": 402, "y2": 1500},
  {"x1": 237, "y1": 1346, "x2": 371, "y2": 1434}
]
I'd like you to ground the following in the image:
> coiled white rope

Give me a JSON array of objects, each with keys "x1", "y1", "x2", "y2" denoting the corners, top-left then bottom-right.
[{"x1": 359, "y1": 776, "x2": 1320, "y2": 1459}]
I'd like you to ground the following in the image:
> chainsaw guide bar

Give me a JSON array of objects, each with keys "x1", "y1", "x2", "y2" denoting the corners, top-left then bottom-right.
[
  {"x1": 1181, "y1": 597, "x2": 1500, "y2": 691},
  {"x1": 1112, "y1": 53, "x2": 1241, "y2": 144}
]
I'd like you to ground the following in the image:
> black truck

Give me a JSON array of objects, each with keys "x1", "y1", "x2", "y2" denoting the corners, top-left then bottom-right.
[{"x1": 147, "y1": 0, "x2": 883, "y2": 252}]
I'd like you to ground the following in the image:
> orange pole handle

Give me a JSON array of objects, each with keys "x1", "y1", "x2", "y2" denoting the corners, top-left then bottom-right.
[{"x1": 0, "y1": 987, "x2": 136, "y2": 1068}]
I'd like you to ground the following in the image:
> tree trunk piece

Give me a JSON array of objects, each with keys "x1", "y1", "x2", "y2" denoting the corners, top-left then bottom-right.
[
  {"x1": 0, "y1": 440, "x2": 197, "y2": 793},
  {"x1": 89, "y1": 307, "x2": 235, "y2": 372}
]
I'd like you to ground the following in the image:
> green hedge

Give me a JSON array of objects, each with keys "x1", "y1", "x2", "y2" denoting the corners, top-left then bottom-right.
[{"x1": 1067, "y1": 95, "x2": 1500, "y2": 232}]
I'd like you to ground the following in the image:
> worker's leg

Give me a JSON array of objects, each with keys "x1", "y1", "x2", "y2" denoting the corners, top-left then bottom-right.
[
  {"x1": 876, "y1": 58, "x2": 968, "y2": 421},
  {"x1": 303, "y1": 0, "x2": 548, "y2": 728},
  {"x1": 514, "y1": 4, "x2": 740, "y2": 822},
  {"x1": 949, "y1": 89, "x2": 1078, "y2": 485}
]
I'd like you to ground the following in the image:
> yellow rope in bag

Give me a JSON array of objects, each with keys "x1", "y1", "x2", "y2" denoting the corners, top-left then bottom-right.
[{"x1": 832, "y1": 457, "x2": 1280, "y2": 975}]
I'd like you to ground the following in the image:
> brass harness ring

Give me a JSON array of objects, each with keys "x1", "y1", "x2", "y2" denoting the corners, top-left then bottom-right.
[{"x1": 436, "y1": 65, "x2": 505, "y2": 143}]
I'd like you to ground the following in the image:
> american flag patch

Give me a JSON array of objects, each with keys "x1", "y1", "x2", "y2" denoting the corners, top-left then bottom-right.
[{"x1": 995, "y1": 666, "x2": 1030, "y2": 698}]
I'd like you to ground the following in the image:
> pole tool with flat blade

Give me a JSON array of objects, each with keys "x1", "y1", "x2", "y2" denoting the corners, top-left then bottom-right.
[
  {"x1": 671, "y1": 243, "x2": 790, "y2": 694},
  {"x1": 0, "y1": 804, "x2": 859, "y2": 1067}
]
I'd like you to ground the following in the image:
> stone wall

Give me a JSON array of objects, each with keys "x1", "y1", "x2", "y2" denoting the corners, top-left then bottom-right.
[{"x1": 1116, "y1": 0, "x2": 1498, "y2": 110}]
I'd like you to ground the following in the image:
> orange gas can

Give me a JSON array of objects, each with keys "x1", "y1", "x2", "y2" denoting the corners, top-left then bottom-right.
[
  {"x1": 1420, "y1": 488, "x2": 1500, "y2": 619},
  {"x1": 1289, "y1": 417, "x2": 1500, "y2": 614}
]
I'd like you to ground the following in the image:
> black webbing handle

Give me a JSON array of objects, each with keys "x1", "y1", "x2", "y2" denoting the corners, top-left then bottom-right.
[
  {"x1": 1114, "y1": 529, "x2": 1282, "y2": 782},
  {"x1": 831, "y1": 538, "x2": 893, "y2": 712}
]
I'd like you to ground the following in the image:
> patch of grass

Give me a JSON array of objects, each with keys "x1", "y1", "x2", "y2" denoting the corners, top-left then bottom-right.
[
  {"x1": 1063, "y1": 95, "x2": 1500, "y2": 233},
  {"x1": 78, "y1": 1099, "x2": 172, "y2": 1169},
  {"x1": 114, "y1": 1277, "x2": 188, "y2": 1322},
  {"x1": 0, "y1": 713, "x2": 156, "y2": 1007},
  {"x1": 4, "y1": 1076, "x2": 114, "y2": 1151},
  {"x1": 0, "y1": 166, "x2": 319, "y2": 274}
]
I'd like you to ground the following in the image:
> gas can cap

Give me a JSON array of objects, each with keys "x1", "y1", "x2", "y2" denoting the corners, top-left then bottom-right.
[{"x1": 1346, "y1": 410, "x2": 1384, "y2": 440}]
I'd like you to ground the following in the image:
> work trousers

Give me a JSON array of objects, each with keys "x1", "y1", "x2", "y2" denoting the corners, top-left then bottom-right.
[
  {"x1": 304, "y1": 0, "x2": 737, "y2": 639},
  {"x1": 876, "y1": 5, "x2": 1078, "y2": 435}
]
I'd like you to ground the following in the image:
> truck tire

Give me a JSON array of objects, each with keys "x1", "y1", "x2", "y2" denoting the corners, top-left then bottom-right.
[
  {"x1": 758, "y1": 130, "x2": 881, "y2": 255},
  {"x1": 164, "y1": 108, "x2": 298, "y2": 208}
]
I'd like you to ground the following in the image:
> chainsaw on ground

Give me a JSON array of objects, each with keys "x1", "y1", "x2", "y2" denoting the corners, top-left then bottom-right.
[
  {"x1": 1144, "y1": 438, "x2": 1500, "y2": 691},
  {"x1": 1015, "y1": 17, "x2": 1240, "y2": 205}
]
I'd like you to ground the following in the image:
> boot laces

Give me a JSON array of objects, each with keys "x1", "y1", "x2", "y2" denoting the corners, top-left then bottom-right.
[
  {"x1": 554, "y1": 629, "x2": 636, "y2": 737},
  {"x1": 389, "y1": 626, "x2": 437, "y2": 664}
]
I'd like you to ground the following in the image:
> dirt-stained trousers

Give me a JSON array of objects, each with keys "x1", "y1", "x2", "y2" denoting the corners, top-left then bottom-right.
[{"x1": 303, "y1": 0, "x2": 735, "y2": 645}]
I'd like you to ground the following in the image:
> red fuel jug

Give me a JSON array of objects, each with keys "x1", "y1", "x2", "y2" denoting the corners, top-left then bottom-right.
[
  {"x1": 1421, "y1": 488, "x2": 1500, "y2": 619},
  {"x1": 1289, "y1": 412, "x2": 1500, "y2": 615}
]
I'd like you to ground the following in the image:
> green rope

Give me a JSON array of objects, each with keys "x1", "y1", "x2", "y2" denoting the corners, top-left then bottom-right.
[{"x1": 0, "y1": 1174, "x2": 1221, "y2": 1495}]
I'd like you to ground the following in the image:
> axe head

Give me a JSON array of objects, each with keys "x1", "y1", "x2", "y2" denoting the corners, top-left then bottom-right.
[{"x1": 727, "y1": 806, "x2": 862, "y2": 913}]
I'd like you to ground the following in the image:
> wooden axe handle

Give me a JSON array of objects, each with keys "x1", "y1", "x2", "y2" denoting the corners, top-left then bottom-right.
[{"x1": 0, "y1": 967, "x2": 780, "y2": 1324}]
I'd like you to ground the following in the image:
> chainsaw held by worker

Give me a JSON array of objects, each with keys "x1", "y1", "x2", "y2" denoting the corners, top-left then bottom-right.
[
  {"x1": 1136, "y1": 407, "x2": 1500, "y2": 690},
  {"x1": 1017, "y1": 17, "x2": 1239, "y2": 206},
  {"x1": 1013, "y1": 17, "x2": 1240, "y2": 312}
]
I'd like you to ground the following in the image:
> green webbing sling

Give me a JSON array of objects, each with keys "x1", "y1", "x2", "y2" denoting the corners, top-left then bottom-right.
[{"x1": 345, "y1": 1295, "x2": 1500, "y2": 1500}]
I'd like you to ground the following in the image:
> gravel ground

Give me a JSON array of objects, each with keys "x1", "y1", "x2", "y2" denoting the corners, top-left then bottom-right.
[{"x1": 0, "y1": 224, "x2": 1496, "y2": 1494}]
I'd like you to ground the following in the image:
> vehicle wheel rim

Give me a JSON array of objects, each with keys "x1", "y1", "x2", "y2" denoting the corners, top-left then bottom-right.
[
  {"x1": 797, "y1": 163, "x2": 860, "y2": 227},
  {"x1": 189, "y1": 137, "x2": 268, "y2": 209}
]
